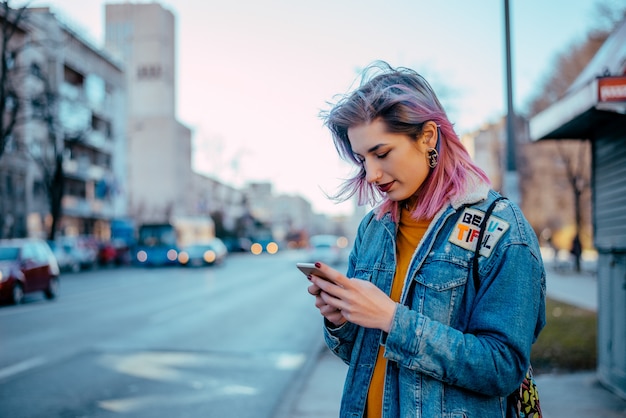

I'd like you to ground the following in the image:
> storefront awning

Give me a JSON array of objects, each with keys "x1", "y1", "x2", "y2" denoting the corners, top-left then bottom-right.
[
  {"x1": 529, "y1": 76, "x2": 626, "y2": 140},
  {"x1": 530, "y1": 18, "x2": 626, "y2": 141}
]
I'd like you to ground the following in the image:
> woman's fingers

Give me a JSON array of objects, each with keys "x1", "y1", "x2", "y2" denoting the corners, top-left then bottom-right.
[
  {"x1": 306, "y1": 262, "x2": 349, "y2": 327},
  {"x1": 313, "y1": 262, "x2": 349, "y2": 287},
  {"x1": 307, "y1": 283, "x2": 321, "y2": 296}
]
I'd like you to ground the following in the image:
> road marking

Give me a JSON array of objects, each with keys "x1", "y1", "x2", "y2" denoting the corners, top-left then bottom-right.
[{"x1": 0, "y1": 356, "x2": 47, "y2": 380}]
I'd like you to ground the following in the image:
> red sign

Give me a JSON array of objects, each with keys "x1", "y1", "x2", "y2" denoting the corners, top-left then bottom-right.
[{"x1": 598, "y1": 76, "x2": 626, "y2": 102}]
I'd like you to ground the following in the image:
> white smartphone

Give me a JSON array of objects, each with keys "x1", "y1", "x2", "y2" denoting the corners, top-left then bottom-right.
[{"x1": 296, "y1": 262, "x2": 329, "y2": 280}]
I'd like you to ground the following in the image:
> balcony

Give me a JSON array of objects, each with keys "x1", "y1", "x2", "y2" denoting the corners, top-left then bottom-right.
[
  {"x1": 63, "y1": 156, "x2": 106, "y2": 180},
  {"x1": 62, "y1": 195, "x2": 114, "y2": 218}
]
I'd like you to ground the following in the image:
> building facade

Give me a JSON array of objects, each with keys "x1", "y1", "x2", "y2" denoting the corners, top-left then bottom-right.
[
  {"x1": 0, "y1": 6, "x2": 126, "y2": 239},
  {"x1": 463, "y1": 114, "x2": 593, "y2": 251},
  {"x1": 104, "y1": 2, "x2": 193, "y2": 224}
]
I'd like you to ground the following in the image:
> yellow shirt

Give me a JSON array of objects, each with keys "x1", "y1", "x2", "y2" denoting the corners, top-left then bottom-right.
[{"x1": 365, "y1": 209, "x2": 431, "y2": 418}]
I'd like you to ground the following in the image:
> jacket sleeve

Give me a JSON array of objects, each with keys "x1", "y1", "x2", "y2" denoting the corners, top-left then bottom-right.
[
  {"x1": 383, "y1": 240, "x2": 546, "y2": 397},
  {"x1": 323, "y1": 211, "x2": 376, "y2": 364}
]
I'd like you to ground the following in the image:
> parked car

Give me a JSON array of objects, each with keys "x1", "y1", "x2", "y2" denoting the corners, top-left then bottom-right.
[
  {"x1": 55, "y1": 236, "x2": 98, "y2": 271},
  {"x1": 178, "y1": 238, "x2": 228, "y2": 267},
  {"x1": 305, "y1": 234, "x2": 349, "y2": 266},
  {"x1": 0, "y1": 238, "x2": 60, "y2": 305},
  {"x1": 48, "y1": 240, "x2": 81, "y2": 273},
  {"x1": 222, "y1": 237, "x2": 252, "y2": 253},
  {"x1": 98, "y1": 239, "x2": 131, "y2": 266}
]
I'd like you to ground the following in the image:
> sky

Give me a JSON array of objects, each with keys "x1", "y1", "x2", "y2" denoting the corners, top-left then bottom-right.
[{"x1": 30, "y1": 0, "x2": 617, "y2": 216}]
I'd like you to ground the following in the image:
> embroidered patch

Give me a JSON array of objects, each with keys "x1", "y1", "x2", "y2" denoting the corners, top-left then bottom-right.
[{"x1": 448, "y1": 207, "x2": 510, "y2": 257}]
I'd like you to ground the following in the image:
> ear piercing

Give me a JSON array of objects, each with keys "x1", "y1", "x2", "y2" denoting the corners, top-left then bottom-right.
[{"x1": 426, "y1": 148, "x2": 439, "y2": 168}]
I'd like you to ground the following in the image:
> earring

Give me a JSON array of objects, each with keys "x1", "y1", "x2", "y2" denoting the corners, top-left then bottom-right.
[{"x1": 426, "y1": 148, "x2": 439, "y2": 168}]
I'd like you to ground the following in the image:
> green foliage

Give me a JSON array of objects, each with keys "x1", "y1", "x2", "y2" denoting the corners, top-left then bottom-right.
[{"x1": 531, "y1": 298, "x2": 597, "y2": 374}]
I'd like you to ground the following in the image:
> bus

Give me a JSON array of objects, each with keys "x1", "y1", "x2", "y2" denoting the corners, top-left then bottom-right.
[{"x1": 134, "y1": 216, "x2": 215, "y2": 266}]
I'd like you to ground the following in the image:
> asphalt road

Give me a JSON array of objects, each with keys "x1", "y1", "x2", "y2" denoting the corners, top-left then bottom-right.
[{"x1": 0, "y1": 250, "x2": 323, "y2": 418}]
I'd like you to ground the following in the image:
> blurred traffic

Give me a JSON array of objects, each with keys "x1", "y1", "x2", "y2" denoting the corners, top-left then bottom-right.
[
  {"x1": 0, "y1": 222, "x2": 351, "y2": 306},
  {"x1": 303, "y1": 234, "x2": 350, "y2": 266}
]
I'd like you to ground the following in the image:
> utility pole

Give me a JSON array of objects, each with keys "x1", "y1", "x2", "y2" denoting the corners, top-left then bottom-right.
[{"x1": 503, "y1": 0, "x2": 520, "y2": 204}]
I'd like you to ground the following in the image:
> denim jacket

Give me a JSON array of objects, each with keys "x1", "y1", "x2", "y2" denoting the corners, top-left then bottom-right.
[{"x1": 324, "y1": 186, "x2": 546, "y2": 418}]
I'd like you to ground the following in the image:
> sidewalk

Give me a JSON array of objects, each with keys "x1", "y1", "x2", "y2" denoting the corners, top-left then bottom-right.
[{"x1": 285, "y1": 257, "x2": 626, "y2": 418}]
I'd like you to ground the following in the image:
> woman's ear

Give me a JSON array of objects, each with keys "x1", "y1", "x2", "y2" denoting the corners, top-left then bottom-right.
[{"x1": 420, "y1": 121, "x2": 439, "y2": 148}]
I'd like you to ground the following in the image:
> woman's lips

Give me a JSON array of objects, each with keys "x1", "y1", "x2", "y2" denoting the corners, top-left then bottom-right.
[{"x1": 377, "y1": 181, "x2": 394, "y2": 193}]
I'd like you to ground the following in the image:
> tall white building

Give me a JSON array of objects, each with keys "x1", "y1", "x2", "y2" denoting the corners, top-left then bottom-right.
[{"x1": 104, "y1": 2, "x2": 193, "y2": 223}]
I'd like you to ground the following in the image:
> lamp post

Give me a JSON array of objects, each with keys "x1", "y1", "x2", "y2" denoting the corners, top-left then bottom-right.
[{"x1": 503, "y1": 0, "x2": 520, "y2": 204}]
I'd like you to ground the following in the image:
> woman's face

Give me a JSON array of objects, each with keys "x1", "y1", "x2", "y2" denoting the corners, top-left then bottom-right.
[{"x1": 348, "y1": 118, "x2": 436, "y2": 202}]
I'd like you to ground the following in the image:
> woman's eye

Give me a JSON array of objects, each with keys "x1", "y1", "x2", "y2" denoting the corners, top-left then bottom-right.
[{"x1": 376, "y1": 151, "x2": 389, "y2": 159}]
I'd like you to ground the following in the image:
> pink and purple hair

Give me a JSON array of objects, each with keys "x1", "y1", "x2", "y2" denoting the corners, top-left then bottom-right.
[{"x1": 321, "y1": 61, "x2": 490, "y2": 221}]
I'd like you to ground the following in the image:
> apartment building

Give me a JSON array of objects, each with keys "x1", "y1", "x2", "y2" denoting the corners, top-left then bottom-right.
[{"x1": 0, "y1": 6, "x2": 126, "y2": 239}]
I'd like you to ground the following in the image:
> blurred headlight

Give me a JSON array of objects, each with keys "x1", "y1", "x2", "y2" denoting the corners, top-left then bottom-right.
[
  {"x1": 166, "y1": 249, "x2": 178, "y2": 261},
  {"x1": 203, "y1": 250, "x2": 216, "y2": 263},
  {"x1": 137, "y1": 250, "x2": 148, "y2": 263},
  {"x1": 250, "y1": 243, "x2": 263, "y2": 255},
  {"x1": 178, "y1": 251, "x2": 189, "y2": 264},
  {"x1": 266, "y1": 242, "x2": 279, "y2": 254}
]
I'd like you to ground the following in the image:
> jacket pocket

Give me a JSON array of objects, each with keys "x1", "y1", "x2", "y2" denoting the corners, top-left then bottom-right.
[
  {"x1": 353, "y1": 262, "x2": 395, "y2": 291},
  {"x1": 410, "y1": 254, "x2": 470, "y2": 326}
]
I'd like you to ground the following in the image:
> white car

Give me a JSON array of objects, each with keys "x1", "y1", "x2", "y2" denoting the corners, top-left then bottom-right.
[
  {"x1": 306, "y1": 235, "x2": 349, "y2": 266},
  {"x1": 178, "y1": 238, "x2": 228, "y2": 267}
]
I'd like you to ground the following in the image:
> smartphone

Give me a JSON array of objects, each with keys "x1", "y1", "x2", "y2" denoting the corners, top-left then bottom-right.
[
  {"x1": 296, "y1": 262, "x2": 329, "y2": 280},
  {"x1": 296, "y1": 263, "x2": 324, "y2": 277},
  {"x1": 296, "y1": 262, "x2": 343, "y2": 288}
]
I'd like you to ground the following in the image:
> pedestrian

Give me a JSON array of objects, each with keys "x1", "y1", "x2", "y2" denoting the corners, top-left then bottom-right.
[
  {"x1": 307, "y1": 61, "x2": 546, "y2": 417},
  {"x1": 570, "y1": 233, "x2": 582, "y2": 272}
]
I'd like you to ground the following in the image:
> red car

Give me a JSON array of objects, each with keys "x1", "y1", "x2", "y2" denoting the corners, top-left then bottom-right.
[{"x1": 0, "y1": 238, "x2": 60, "y2": 305}]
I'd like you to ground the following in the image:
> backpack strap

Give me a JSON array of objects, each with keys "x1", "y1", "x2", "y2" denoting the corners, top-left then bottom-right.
[{"x1": 472, "y1": 196, "x2": 507, "y2": 288}]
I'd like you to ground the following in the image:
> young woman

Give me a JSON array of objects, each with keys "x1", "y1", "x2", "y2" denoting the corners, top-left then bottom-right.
[{"x1": 307, "y1": 61, "x2": 546, "y2": 417}]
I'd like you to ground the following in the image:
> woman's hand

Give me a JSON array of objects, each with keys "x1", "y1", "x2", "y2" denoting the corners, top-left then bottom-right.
[
  {"x1": 308, "y1": 276, "x2": 346, "y2": 327},
  {"x1": 308, "y1": 262, "x2": 397, "y2": 332},
  {"x1": 308, "y1": 275, "x2": 346, "y2": 327}
]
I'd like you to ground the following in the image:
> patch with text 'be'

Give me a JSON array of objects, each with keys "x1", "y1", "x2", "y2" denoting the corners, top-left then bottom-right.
[{"x1": 448, "y1": 207, "x2": 510, "y2": 257}]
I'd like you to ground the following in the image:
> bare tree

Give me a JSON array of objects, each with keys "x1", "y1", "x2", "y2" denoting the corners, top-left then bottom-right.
[
  {"x1": 524, "y1": 2, "x2": 624, "y2": 271},
  {"x1": 29, "y1": 69, "x2": 65, "y2": 240},
  {"x1": 556, "y1": 141, "x2": 591, "y2": 272},
  {"x1": 0, "y1": 0, "x2": 28, "y2": 159},
  {"x1": 1, "y1": 2, "x2": 90, "y2": 239},
  {"x1": 0, "y1": 0, "x2": 31, "y2": 238}
]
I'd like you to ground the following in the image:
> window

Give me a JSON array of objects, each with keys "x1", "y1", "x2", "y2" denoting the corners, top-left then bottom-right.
[
  {"x1": 92, "y1": 115, "x2": 112, "y2": 138},
  {"x1": 31, "y1": 97, "x2": 46, "y2": 119},
  {"x1": 137, "y1": 64, "x2": 162, "y2": 80},
  {"x1": 33, "y1": 180, "x2": 46, "y2": 198},
  {"x1": 85, "y1": 74, "x2": 105, "y2": 106},
  {"x1": 30, "y1": 62, "x2": 43, "y2": 78},
  {"x1": 64, "y1": 65, "x2": 84, "y2": 87},
  {"x1": 6, "y1": 51, "x2": 16, "y2": 70},
  {"x1": 65, "y1": 178, "x2": 86, "y2": 198}
]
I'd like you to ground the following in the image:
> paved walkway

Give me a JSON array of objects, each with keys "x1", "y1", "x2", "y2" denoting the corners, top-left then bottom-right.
[{"x1": 284, "y1": 255, "x2": 626, "y2": 418}]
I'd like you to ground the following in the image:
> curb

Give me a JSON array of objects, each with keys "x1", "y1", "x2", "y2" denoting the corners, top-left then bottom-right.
[{"x1": 271, "y1": 333, "x2": 327, "y2": 418}]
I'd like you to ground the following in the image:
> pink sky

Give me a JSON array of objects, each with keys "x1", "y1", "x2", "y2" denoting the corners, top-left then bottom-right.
[{"x1": 35, "y1": 0, "x2": 611, "y2": 215}]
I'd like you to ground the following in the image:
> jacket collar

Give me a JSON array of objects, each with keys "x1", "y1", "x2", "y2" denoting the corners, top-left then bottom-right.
[
  {"x1": 449, "y1": 180, "x2": 491, "y2": 209},
  {"x1": 377, "y1": 177, "x2": 491, "y2": 224}
]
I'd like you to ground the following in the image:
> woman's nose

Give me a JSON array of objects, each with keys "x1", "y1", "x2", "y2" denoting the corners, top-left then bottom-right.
[{"x1": 365, "y1": 161, "x2": 382, "y2": 184}]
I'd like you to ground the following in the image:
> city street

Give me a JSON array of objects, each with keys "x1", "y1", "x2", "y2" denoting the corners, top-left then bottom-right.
[{"x1": 0, "y1": 251, "x2": 323, "y2": 418}]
